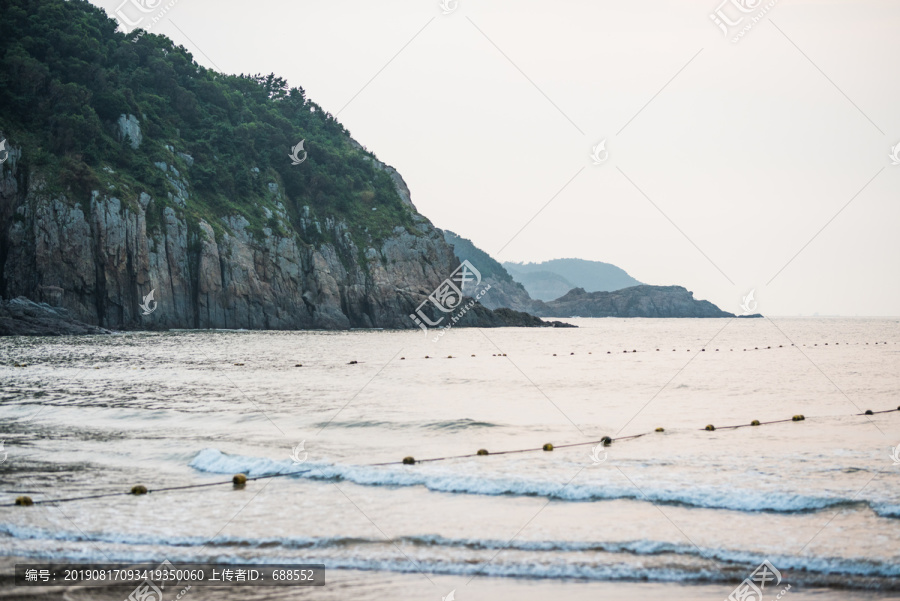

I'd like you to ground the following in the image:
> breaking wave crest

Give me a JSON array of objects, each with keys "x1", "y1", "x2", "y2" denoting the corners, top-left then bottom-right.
[{"x1": 188, "y1": 449, "x2": 895, "y2": 517}]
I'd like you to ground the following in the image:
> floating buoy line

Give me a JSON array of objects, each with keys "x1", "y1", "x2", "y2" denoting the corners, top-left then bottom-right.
[
  {"x1": 6, "y1": 407, "x2": 897, "y2": 508},
  {"x1": 8, "y1": 342, "x2": 893, "y2": 371}
]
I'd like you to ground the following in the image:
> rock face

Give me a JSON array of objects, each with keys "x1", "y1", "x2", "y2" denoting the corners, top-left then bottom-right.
[
  {"x1": 116, "y1": 114, "x2": 142, "y2": 149},
  {"x1": 443, "y1": 230, "x2": 543, "y2": 314},
  {"x1": 530, "y1": 286, "x2": 737, "y2": 318},
  {"x1": 0, "y1": 297, "x2": 110, "y2": 336},
  {"x1": 0, "y1": 145, "x2": 562, "y2": 332},
  {"x1": 472, "y1": 280, "x2": 542, "y2": 314}
]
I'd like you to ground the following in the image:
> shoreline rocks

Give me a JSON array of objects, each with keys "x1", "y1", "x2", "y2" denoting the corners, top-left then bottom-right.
[{"x1": 0, "y1": 297, "x2": 111, "y2": 336}]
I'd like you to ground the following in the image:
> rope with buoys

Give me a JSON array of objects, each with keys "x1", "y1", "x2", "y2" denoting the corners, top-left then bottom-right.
[
  {"x1": 6, "y1": 406, "x2": 898, "y2": 507},
  {"x1": 8, "y1": 467, "x2": 316, "y2": 507},
  {"x1": 8, "y1": 341, "x2": 892, "y2": 371}
]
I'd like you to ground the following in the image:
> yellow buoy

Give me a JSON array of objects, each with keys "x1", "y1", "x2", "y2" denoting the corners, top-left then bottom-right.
[
  {"x1": 402, "y1": 456, "x2": 416, "y2": 465},
  {"x1": 751, "y1": 420, "x2": 761, "y2": 426},
  {"x1": 705, "y1": 424, "x2": 715, "y2": 431},
  {"x1": 543, "y1": 443, "x2": 554, "y2": 451},
  {"x1": 655, "y1": 427, "x2": 665, "y2": 432},
  {"x1": 15, "y1": 496, "x2": 34, "y2": 506},
  {"x1": 792, "y1": 415, "x2": 805, "y2": 421},
  {"x1": 131, "y1": 485, "x2": 148, "y2": 495},
  {"x1": 476, "y1": 449, "x2": 489, "y2": 456},
  {"x1": 233, "y1": 474, "x2": 247, "y2": 488}
]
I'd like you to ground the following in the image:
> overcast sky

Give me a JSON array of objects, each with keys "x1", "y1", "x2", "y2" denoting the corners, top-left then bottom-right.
[{"x1": 93, "y1": 0, "x2": 900, "y2": 316}]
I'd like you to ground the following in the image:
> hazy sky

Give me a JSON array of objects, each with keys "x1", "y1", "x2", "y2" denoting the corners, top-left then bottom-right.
[{"x1": 94, "y1": 0, "x2": 900, "y2": 316}]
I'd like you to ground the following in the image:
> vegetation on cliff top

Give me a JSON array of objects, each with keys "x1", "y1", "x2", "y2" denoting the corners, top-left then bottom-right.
[
  {"x1": 0, "y1": 0, "x2": 416, "y2": 245},
  {"x1": 443, "y1": 230, "x2": 524, "y2": 288}
]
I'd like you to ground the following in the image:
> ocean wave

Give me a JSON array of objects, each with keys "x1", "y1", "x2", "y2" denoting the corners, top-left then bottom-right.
[
  {"x1": 421, "y1": 418, "x2": 502, "y2": 431},
  {"x1": 189, "y1": 449, "x2": 890, "y2": 516},
  {"x1": 309, "y1": 418, "x2": 502, "y2": 431},
  {"x1": 0, "y1": 523, "x2": 365, "y2": 550},
  {"x1": 309, "y1": 419, "x2": 399, "y2": 430},
  {"x1": 873, "y1": 504, "x2": 900, "y2": 518},
  {"x1": 2, "y1": 524, "x2": 898, "y2": 582}
]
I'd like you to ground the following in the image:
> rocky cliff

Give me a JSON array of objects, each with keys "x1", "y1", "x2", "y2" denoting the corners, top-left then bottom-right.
[
  {"x1": 0, "y1": 136, "x2": 549, "y2": 332},
  {"x1": 443, "y1": 230, "x2": 541, "y2": 314},
  {"x1": 0, "y1": 0, "x2": 568, "y2": 334},
  {"x1": 530, "y1": 286, "x2": 738, "y2": 318}
]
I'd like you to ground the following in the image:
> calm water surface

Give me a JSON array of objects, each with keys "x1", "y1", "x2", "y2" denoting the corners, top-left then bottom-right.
[{"x1": 0, "y1": 318, "x2": 898, "y2": 600}]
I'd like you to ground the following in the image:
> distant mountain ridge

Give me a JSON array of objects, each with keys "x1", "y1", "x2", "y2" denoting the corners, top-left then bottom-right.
[
  {"x1": 444, "y1": 232, "x2": 745, "y2": 318},
  {"x1": 503, "y1": 259, "x2": 642, "y2": 301}
]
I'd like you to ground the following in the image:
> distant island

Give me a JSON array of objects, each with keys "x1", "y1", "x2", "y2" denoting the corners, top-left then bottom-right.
[
  {"x1": 444, "y1": 231, "x2": 755, "y2": 318},
  {"x1": 530, "y1": 286, "x2": 736, "y2": 318}
]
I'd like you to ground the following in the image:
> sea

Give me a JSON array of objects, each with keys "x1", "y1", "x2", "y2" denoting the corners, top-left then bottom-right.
[{"x1": 0, "y1": 317, "x2": 898, "y2": 600}]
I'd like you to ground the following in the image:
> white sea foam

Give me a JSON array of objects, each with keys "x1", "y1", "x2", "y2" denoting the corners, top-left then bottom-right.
[
  {"x1": 1, "y1": 523, "x2": 898, "y2": 581},
  {"x1": 188, "y1": 449, "x2": 886, "y2": 515}
]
